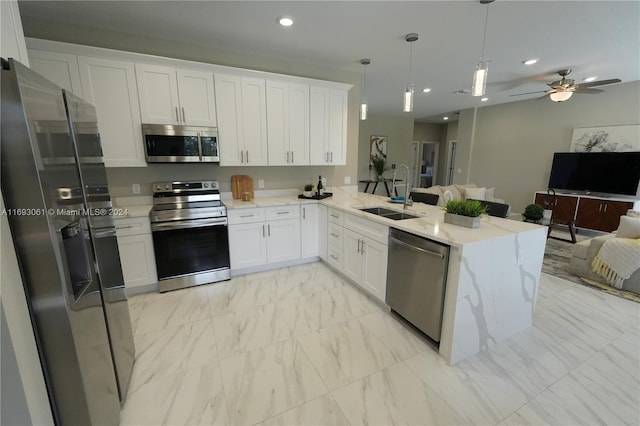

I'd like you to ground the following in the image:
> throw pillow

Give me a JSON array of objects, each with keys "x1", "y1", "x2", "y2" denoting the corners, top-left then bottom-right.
[
  {"x1": 454, "y1": 183, "x2": 477, "y2": 199},
  {"x1": 442, "y1": 190, "x2": 454, "y2": 204},
  {"x1": 485, "y1": 187, "x2": 496, "y2": 202},
  {"x1": 441, "y1": 185, "x2": 461, "y2": 201},
  {"x1": 465, "y1": 187, "x2": 486, "y2": 201},
  {"x1": 616, "y1": 215, "x2": 640, "y2": 239}
]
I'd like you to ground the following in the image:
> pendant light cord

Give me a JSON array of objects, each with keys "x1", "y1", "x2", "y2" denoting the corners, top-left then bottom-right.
[
  {"x1": 408, "y1": 42, "x2": 414, "y2": 83},
  {"x1": 480, "y1": 4, "x2": 490, "y2": 60},
  {"x1": 363, "y1": 64, "x2": 367, "y2": 97}
]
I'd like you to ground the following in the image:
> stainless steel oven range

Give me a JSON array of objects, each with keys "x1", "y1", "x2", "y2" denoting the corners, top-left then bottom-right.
[{"x1": 150, "y1": 180, "x2": 230, "y2": 292}]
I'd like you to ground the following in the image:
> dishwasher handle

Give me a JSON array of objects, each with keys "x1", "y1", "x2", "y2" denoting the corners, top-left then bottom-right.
[{"x1": 389, "y1": 236, "x2": 445, "y2": 259}]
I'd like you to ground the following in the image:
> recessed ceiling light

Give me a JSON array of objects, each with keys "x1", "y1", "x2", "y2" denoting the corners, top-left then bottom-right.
[
  {"x1": 481, "y1": 97, "x2": 489, "y2": 102},
  {"x1": 522, "y1": 58, "x2": 539, "y2": 65},
  {"x1": 443, "y1": 116, "x2": 449, "y2": 120},
  {"x1": 278, "y1": 16, "x2": 294, "y2": 27},
  {"x1": 584, "y1": 76, "x2": 598, "y2": 82},
  {"x1": 422, "y1": 88, "x2": 432, "y2": 93}
]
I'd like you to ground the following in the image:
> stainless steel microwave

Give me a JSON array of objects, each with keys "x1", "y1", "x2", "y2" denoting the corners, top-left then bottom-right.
[{"x1": 142, "y1": 124, "x2": 219, "y2": 163}]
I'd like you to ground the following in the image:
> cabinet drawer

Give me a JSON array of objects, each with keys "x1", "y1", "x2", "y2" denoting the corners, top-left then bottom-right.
[
  {"x1": 115, "y1": 217, "x2": 151, "y2": 237},
  {"x1": 328, "y1": 208, "x2": 344, "y2": 225},
  {"x1": 265, "y1": 205, "x2": 300, "y2": 221},
  {"x1": 344, "y1": 213, "x2": 389, "y2": 245},
  {"x1": 228, "y1": 208, "x2": 265, "y2": 224},
  {"x1": 327, "y1": 242, "x2": 343, "y2": 271},
  {"x1": 328, "y1": 222, "x2": 343, "y2": 247}
]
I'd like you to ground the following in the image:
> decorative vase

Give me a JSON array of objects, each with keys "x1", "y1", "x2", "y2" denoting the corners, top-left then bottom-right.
[
  {"x1": 303, "y1": 191, "x2": 314, "y2": 197},
  {"x1": 444, "y1": 212, "x2": 481, "y2": 228}
]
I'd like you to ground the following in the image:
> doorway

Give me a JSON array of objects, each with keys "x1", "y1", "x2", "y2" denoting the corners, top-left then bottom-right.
[{"x1": 412, "y1": 141, "x2": 439, "y2": 188}]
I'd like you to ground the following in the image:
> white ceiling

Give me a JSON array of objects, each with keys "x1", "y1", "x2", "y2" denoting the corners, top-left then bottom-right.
[{"x1": 18, "y1": 1, "x2": 640, "y2": 122}]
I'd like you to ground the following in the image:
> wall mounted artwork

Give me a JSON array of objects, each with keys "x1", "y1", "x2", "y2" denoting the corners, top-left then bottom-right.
[
  {"x1": 369, "y1": 135, "x2": 387, "y2": 164},
  {"x1": 570, "y1": 125, "x2": 640, "y2": 152}
]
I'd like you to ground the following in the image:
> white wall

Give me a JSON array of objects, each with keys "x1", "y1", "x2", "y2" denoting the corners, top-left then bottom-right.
[{"x1": 455, "y1": 80, "x2": 640, "y2": 212}]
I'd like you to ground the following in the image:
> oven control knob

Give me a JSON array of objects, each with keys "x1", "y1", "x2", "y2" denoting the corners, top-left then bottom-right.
[
  {"x1": 165, "y1": 184, "x2": 171, "y2": 190},
  {"x1": 204, "y1": 183, "x2": 209, "y2": 188},
  {"x1": 155, "y1": 185, "x2": 162, "y2": 191}
]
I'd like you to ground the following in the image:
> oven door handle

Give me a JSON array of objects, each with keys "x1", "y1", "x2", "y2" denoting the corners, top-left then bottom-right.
[{"x1": 152, "y1": 217, "x2": 228, "y2": 231}]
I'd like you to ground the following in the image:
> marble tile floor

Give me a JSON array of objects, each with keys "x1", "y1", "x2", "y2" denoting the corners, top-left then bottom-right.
[{"x1": 122, "y1": 262, "x2": 640, "y2": 426}]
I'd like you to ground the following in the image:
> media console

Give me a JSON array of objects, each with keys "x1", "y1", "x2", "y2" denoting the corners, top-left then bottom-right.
[{"x1": 534, "y1": 192, "x2": 640, "y2": 233}]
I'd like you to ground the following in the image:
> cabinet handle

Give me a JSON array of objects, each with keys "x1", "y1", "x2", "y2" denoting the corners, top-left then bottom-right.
[
  {"x1": 115, "y1": 225, "x2": 133, "y2": 230},
  {"x1": 262, "y1": 224, "x2": 265, "y2": 237},
  {"x1": 246, "y1": 150, "x2": 249, "y2": 163},
  {"x1": 291, "y1": 151, "x2": 294, "y2": 163},
  {"x1": 268, "y1": 224, "x2": 271, "y2": 237},
  {"x1": 182, "y1": 107, "x2": 186, "y2": 123},
  {"x1": 276, "y1": 211, "x2": 288, "y2": 215},
  {"x1": 603, "y1": 204, "x2": 608, "y2": 212},
  {"x1": 330, "y1": 214, "x2": 339, "y2": 218},
  {"x1": 361, "y1": 240, "x2": 365, "y2": 255},
  {"x1": 240, "y1": 150, "x2": 244, "y2": 163},
  {"x1": 357, "y1": 239, "x2": 362, "y2": 254},
  {"x1": 330, "y1": 233, "x2": 339, "y2": 238},
  {"x1": 286, "y1": 151, "x2": 289, "y2": 163},
  {"x1": 330, "y1": 254, "x2": 338, "y2": 260},
  {"x1": 598, "y1": 203, "x2": 602, "y2": 212},
  {"x1": 330, "y1": 152, "x2": 333, "y2": 163},
  {"x1": 175, "y1": 106, "x2": 180, "y2": 122},
  {"x1": 240, "y1": 214, "x2": 254, "y2": 218},
  {"x1": 326, "y1": 152, "x2": 329, "y2": 162},
  {"x1": 303, "y1": 207, "x2": 306, "y2": 219}
]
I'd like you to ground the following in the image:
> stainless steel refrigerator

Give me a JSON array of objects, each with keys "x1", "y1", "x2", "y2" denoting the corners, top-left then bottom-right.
[{"x1": 1, "y1": 58, "x2": 135, "y2": 425}]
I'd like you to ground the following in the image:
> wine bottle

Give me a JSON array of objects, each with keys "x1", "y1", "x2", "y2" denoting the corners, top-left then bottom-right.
[{"x1": 317, "y1": 175, "x2": 323, "y2": 196}]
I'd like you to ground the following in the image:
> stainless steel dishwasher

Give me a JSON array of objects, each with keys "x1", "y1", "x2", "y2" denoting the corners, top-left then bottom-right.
[{"x1": 386, "y1": 228, "x2": 450, "y2": 342}]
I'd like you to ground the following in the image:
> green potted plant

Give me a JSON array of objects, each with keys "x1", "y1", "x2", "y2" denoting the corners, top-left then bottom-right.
[
  {"x1": 303, "y1": 184, "x2": 314, "y2": 198},
  {"x1": 522, "y1": 203, "x2": 544, "y2": 223},
  {"x1": 443, "y1": 199, "x2": 487, "y2": 228},
  {"x1": 371, "y1": 155, "x2": 388, "y2": 181}
]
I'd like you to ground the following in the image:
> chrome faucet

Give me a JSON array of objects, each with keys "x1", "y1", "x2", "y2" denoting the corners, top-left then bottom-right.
[{"x1": 394, "y1": 164, "x2": 413, "y2": 210}]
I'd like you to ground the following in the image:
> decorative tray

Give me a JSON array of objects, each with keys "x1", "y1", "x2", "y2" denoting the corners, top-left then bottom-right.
[
  {"x1": 298, "y1": 192, "x2": 333, "y2": 200},
  {"x1": 388, "y1": 198, "x2": 405, "y2": 204}
]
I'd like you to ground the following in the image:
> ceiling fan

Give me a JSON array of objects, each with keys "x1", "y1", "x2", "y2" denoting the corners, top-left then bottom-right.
[{"x1": 512, "y1": 69, "x2": 621, "y2": 102}]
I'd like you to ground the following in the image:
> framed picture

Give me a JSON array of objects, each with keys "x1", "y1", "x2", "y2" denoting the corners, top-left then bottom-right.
[
  {"x1": 369, "y1": 135, "x2": 387, "y2": 164},
  {"x1": 570, "y1": 125, "x2": 640, "y2": 152}
]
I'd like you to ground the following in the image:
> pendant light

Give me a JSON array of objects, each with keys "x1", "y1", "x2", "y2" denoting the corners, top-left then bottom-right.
[
  {"x1": 403, "y1": 33, "x2": 418, "y2": 112},
  {"x1": 471, "y1": 0, "x2": 494, "y2": 97},
  {"x1": 360, "y1": 58, "x2": 370, "y2": 120}
]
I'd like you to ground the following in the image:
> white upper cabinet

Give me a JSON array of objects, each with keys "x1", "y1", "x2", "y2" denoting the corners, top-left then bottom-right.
[
  {"x1": 1, "y1": 0, "x2": 29, "y2": 66},
  {"x1": 266, "y1": 81, "x2": 309, "y2": 166},
  {"x1": 135, "y1": 63, "x2": 217, "y2": 126},
  {"x1": 78, "y1": 56, "x2": 146, "y2": 167},
  {"x1": 214, "y1": 73, "x2": 268, "y2": 166},
  {"x1": 28, "y1": 50, "x2": 83, "y2": 97},
  {"x1": 309, "y1": 87, "x2": 348, "y2": 165}
]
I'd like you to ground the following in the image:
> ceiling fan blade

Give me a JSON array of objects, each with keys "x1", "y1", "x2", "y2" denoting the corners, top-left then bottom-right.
[
  {"x1": 510, "y1": 90, "x2": 550, "y2": 97},
  {"x1": 535, "y1": 94, "x2": 550, "y2": 101},
  {"x1": 575, "y1": 88, "x2": 604, "y2": 94},
  {"x1": 576, "y1": 78, "x2": 621, "y2": 88}
]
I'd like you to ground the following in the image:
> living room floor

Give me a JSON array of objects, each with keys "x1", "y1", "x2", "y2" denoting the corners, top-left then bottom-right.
[{"x1": 121, "y1": 262, "x2": 639, "y2": 426}]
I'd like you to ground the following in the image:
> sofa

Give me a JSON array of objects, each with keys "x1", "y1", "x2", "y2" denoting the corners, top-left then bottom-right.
[{"x1": 568, "y1": 212, "x2": 640, "y2": 294}]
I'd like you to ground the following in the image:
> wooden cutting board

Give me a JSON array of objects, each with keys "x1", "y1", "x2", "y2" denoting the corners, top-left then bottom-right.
[{"x1": 231, "y1": 175, "x2": 254, "y2": 199}]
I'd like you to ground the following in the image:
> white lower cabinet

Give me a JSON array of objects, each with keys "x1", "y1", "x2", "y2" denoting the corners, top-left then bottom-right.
[
  {"x1": 228, "y1": 221, "x2": 267, "y2": 269},
  {"x1": 228, "y1": 206, "x2": 301, "y2": 270},
  {"x1": 300, "y1": 204, "x2": 319, "y2": 258},
  {"x1": 115, "y1": 217, "x2": 157, "y2": 290},
  {"x1": 318, "y1": 205, "x2": 328, "y2": 261},
  {"x1": 334, "y1": 213, "x2": 389, "y2": 302}
]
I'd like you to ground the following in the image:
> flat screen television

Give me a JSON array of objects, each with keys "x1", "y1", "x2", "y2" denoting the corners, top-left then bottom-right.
[{"x1": 548, "y1": 152, "x2": 640, "y2": 196}]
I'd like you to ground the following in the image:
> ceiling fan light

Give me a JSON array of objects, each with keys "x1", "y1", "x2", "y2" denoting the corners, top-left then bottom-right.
[
  {"x1": 471, "y1": 62, "x2": 488, "y2": 96},
  {"x1": 403, "y1": 84, "x2": 414, "y2": 112},
  {"x1": 549, "y1": 91, "x2": 573, "y2": 102}
]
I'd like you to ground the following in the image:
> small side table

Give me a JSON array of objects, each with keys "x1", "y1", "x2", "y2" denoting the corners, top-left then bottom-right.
[
  {"x1": 547, "y1": 219, "x2": 577, "y2": 243},
  {"x1": 359, "y1": 179, "x2": 401, "y2": 197}
]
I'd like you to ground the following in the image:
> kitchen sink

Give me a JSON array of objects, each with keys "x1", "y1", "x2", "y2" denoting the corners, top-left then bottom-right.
[
  {"x1": 358, "y1": 207, "x2": 419, "y2": 221},
  {"x1": 359, "y1": 207, "x2": 397, "y2": 215},
  {"x1": 382, "y1": 212, "x2": 419, "y2": 221}
]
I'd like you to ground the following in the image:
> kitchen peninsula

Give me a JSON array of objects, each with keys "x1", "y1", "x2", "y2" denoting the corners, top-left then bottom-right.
[{"x1": 223, "y1": 189, "x2": 547, "y2": 365}]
